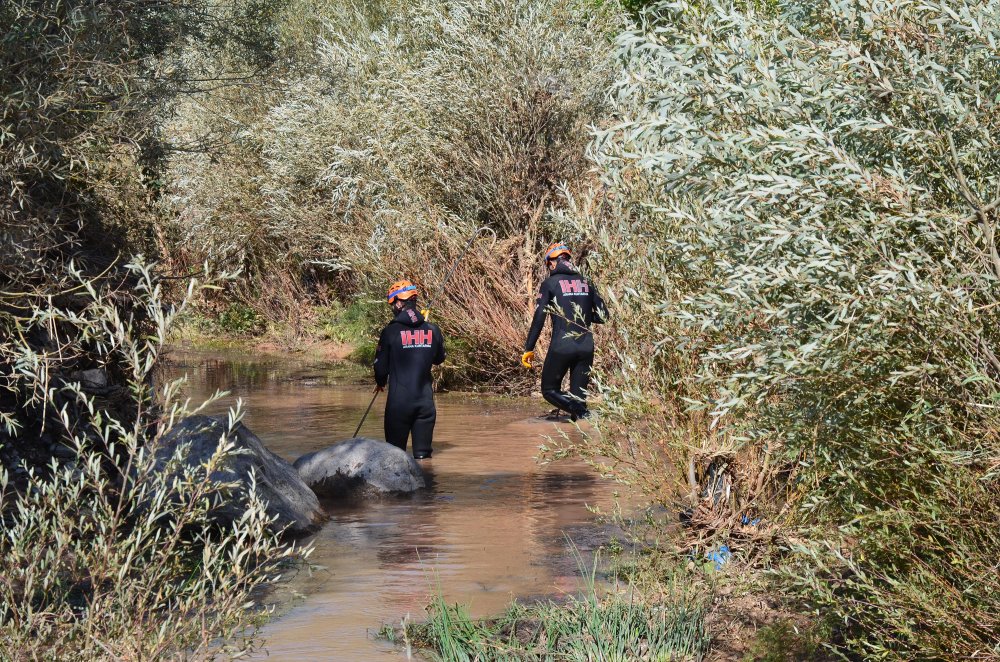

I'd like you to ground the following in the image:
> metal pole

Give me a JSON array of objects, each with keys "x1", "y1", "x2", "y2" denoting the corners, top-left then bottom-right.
[{"x1": 353, "y1": 390, "x2": 379, "y2": 438}]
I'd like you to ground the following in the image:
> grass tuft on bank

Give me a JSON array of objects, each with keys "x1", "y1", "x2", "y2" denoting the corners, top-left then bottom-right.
[
  {"x1": 388, "y1": 554, "x2": 711, "y2": 662},
  {"x1": 406, "y1": 592, "x2": 709, "y2": 662}
]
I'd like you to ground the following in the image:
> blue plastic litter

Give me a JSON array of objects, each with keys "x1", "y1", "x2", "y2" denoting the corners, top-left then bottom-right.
[
  {"x1": 705, "y1": 544, "x2": 731, "y2": 570},
  {"x1": 740, "y1": 514, "x2": 761, "y2": 526}
]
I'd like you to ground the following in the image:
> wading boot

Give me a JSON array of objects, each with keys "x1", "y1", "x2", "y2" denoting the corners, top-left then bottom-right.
[{"x1": 540, "y1": 408, "x2": 571, "y2": 421}]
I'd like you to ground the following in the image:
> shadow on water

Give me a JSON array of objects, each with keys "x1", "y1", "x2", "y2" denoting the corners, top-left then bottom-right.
[{"x1": 164, "y1": 349, "x2": 625, "y2": 661}]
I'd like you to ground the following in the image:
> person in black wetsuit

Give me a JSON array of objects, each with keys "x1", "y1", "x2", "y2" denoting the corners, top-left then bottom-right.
[
  {"x1": 374, "y1": 280, "x2": 446, "y2": 459},
  {"x1": 521, "y1": 243, "x2": 607, "y2": 420}
]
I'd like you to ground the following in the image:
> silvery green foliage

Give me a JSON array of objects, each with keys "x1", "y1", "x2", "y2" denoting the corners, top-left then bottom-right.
[
  {"x1": 166, "y1": 0, "x2": 618, "y2": 294},
  {"x1": 590, "y1": 0, "x2": 1000, "y2": 656},
  {"x1": 596, "y1": 0, "x2": 1000, "y2": 501}
]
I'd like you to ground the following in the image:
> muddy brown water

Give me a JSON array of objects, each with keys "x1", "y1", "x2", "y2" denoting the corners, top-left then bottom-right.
[{"x1": 165, "y1": 350, "x2": 624, "y2": 661}]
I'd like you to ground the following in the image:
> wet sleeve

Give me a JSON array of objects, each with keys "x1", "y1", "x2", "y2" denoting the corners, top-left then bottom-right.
[
  {"x1": 524, "y1": 280, "x2": 551, "y2": 352},
  {"x1": 373, "y1": 327, "x2": 390, "y2": 387},
  {"x1": 590, "y1": 281, "x2": 608, "y2": 325},
  {"x1": 433, "y1": 325, "x2": 446, "y2": 365}
]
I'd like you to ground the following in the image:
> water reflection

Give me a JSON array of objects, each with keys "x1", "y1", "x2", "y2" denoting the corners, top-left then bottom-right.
[{"x1": 164, "y1": 349, "x2": 620, "y2": 661}]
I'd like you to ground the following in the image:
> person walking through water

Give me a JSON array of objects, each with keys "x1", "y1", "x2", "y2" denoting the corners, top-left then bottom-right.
[
  {"x1": 521, "y1": 243, "x2": 607, "y2": 421},
  {"x1": 374, "y1": 280, "x2": 445, "y2": 459}
]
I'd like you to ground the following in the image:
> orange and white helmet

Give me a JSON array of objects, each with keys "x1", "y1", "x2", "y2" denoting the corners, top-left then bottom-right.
[
  {"x1": 386, "y1": 280, "x2": 419, "y2": 303},
  {"x1": 544, "y1": 242, "x2": 571, "y2": 262}
]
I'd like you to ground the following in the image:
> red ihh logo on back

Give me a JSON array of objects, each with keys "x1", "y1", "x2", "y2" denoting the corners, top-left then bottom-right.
[
  {"x1": 559, "y1": 279, "x2": 589, "y2": 295},
  {"x1": 400, "y1": 329, "x2": 433, "y2": 346}
]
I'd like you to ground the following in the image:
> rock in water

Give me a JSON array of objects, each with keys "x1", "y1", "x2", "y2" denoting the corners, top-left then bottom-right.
[
  {"x1": 155, "y1": 415, "x2": 320, "y2": 535},
  {"x1": 294, "y1": 437, "x2": 426, "y2": 498}
]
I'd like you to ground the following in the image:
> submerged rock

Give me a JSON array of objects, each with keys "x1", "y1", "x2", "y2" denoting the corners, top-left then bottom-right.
[
  {"x1": 293, "y1": 437, "x2": 425, "y2": 498},
  {"x1": 155, "y1": 415, "x2": 321, "y2": 535}
]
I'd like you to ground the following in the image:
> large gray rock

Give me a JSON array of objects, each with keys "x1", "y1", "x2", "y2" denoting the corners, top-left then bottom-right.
[
  {"x1": 155, "y1": 415, "x2": 321, "y2": 535},
  {"x1": 293, "y1": 437, "x2": 425, "y2": 498}
]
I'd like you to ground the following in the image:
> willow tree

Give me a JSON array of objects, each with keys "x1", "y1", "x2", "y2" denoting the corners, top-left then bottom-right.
[{"x1": 583, "y1": 0, "x2": 1000, "y2": 657}]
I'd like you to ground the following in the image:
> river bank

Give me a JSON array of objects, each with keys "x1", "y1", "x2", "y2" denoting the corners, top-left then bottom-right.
[{"x1": 169, "y1": 308, "x2": 367, "y2": 364}]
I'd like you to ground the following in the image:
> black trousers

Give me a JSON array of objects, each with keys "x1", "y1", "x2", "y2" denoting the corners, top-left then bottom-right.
[
  {"x1": 384, "y1": 398, "x2": 436, "y2": 458},
  {"x1": 540, "y1": 347, "x2": 593, "y2": 416}
]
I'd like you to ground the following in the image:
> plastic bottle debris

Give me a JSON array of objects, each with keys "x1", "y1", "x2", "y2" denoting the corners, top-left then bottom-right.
[{"x1": 705, "y1": 544, "x2": 731, "y2": 570}]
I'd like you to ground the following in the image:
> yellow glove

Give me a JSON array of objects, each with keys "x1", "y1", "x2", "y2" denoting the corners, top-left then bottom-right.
[
  {"x1": 521, "y1": 351, "x2": 535, "y2": 369},
  {"x1": 421, "y1": 309, "x2": 431, "y2": 321}
]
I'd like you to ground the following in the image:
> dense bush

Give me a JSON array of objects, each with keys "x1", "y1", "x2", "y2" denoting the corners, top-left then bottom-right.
[
  {"x1": 2, "y1": 3, "x2": 306, "y2": 656},
  {"x1": 2, "y1": 0, "x2": 185, "y2": 458},
  {"x1": 165, "y1": 0, "x2": 622, "y2": 386},
  {"x1": 570, "y1": 0, "x2": 1000, "y2": 657}
]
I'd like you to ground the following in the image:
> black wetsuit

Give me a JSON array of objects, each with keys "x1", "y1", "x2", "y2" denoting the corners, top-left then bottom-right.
[
  {"x1": 374, "y1": 304, "x2": 445, "y2": 458},
  {"x1": 525, "y1": 261, "x2": 607, "y2": 417}
]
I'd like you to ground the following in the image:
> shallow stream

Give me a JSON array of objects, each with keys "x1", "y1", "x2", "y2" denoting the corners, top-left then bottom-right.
[{"x1": 166, "y1": 350, "x2": 623, "y2": 660}]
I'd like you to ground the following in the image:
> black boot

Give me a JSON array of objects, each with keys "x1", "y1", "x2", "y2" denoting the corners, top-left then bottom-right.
[
  {"x1": 569, "y1": 403, "x2": 589, "y2": 422},
  {"x1": 540, "y1": 408, "x2": 570, "y2": 421}
]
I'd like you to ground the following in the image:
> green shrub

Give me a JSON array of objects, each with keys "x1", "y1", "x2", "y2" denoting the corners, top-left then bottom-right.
[
  {"x1": 317, "y1": 299, "x2": 382, "y2": 344},
  {"x1": 349, "y1": 342, "x2": 378, "y2": 366},
  {"x1": 218, "y1": 302, "x2": 266, "y2": 335}
]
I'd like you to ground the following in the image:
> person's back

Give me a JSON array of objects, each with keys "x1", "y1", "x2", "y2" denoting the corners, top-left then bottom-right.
[
  {"x1": 374, "y1": 281, "x2": 445, "y2": 459},
  {"x1": 376, "y1": 305, "x2": 444, "y2": 398},
  {"x1": 531, "y1": 261, "x2": 601, "y2": 354},
  {"x1": 522, "y1": 244, "x2": 606, "y2": 420}
]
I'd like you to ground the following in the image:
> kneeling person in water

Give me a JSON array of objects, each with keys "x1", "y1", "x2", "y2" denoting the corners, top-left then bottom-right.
[
  {"x1": 521, "y1": 243, "x2": 607, "y2": 420},
  {"x1": 374, "y1": 280, "x2": 446, "y2": 459}
]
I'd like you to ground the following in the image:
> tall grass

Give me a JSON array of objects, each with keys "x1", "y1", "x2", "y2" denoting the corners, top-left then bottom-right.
[{"x1": 413, "y1": 591, "x2": 709, "y2": 662}]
